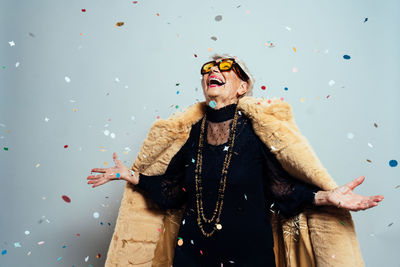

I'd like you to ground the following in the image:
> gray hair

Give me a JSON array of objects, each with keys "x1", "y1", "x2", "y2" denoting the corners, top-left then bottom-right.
[{"x1": 201, "y1": 53, "x2": 255, "y2": 98}]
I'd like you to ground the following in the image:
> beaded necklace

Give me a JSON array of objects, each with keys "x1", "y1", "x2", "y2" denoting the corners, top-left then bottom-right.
[{"x1": 194, "y1": 104, "x2": 240, "y2": 237}]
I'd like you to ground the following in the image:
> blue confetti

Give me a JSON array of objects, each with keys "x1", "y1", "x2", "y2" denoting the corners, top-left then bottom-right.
[
  {"x1": 284, "y1": 87, "x2": 288, "y2": 91},
  {"x1": 57, "y1": 256, "x2": 62, "y2": 261},
  {"x1": 116, "y1": 173, "x2": 120, "y2": 178},
  {"x1": 389, "y1": 160, "x2": 398, "y2": 167},
  {"x1": 100, "y1": 222, "x2": 104, "y2": 225},
  {"x1": 209, "y1": 100, "x2": 216, "y2": 108},
  {"x1": 62, "y1": 245, "x2": 67, "y2": 248},
  {"x1": 1, "y1": 249, "x2": 6, "y2": 255},
  {"x1": 343, "y1": 55, "x2": 351, "y2": 60},
  {"x1": 177, "y1": 90, "x2": 179, "y2": 94}
]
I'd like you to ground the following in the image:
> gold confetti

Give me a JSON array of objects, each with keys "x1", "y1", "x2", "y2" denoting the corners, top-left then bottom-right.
[
  {"x1": 300, "y1": 97, "x2": 305, "y2": 103},
  {"x1": 115, "y1": 22, "x2": 124, "y2": 27},
  {"x1": 104, "y1": 161, "x2": 108, "y2": 166},
  {"x1": 293, "y1": 46, "x2": 297, "y2": 52},
  {"x1": 366, "y1": 159, "x2": 372, "y2": 163},
  {"x1": 216, "y1": 223, "x2": 222, "y2": 230},
  {"x1": 208, "y1": 47, "x2": 213, "y2": 52},
  {"x1": 177, "y1": 239, "x2": 183, "y2": 246},
  {"x1": 73, "y1": 108, "x2": 77, "y2": 112}
]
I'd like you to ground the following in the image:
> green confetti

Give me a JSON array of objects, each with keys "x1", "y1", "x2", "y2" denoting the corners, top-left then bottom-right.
[
  {"x1": 4, "y1": 147, "x2": 8, "y2": 151},
  {"x1": 339, "y1": 220, "x2": 344, "y2": 226},
  {"x1": 2, "y1": 66, "x2": 6, "y2": 69},
  {"x1": 175, "y1": 105, "x2": 179, "y2": 109},
  {"x1": 176, "y1": 83, "x2": 180, "y2": 86}
]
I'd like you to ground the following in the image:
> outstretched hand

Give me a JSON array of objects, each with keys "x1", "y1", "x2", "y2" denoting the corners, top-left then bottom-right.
[
  {"x1": 326, "y1": 176, "x2": 384, "y2": 211},
  {"x1": 87, "y1": 152, "x2": 131, "y2": 188}
]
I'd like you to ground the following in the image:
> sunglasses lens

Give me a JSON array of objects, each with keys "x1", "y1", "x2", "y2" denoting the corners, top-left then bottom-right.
[
  {"x1": 201, "y1": 62, "x2": 215, "y2": 74},
  {"x1": 219, "y1": 59, "x2": 233, "y2": 70}
]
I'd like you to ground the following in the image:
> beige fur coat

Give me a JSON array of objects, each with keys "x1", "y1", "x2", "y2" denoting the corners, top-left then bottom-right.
[{"x1": 105, "y1": 96, "x2": 365, "y2": 267}]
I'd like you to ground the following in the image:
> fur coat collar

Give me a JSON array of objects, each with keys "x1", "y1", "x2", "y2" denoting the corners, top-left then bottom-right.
[{"x1": 105, "y1": 96, "x2": 364, "y2": 267}]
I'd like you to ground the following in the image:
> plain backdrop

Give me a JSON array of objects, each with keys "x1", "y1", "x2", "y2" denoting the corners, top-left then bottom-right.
[{"x1": 1, "y1": 0, "x2": 399, "y2": 266}]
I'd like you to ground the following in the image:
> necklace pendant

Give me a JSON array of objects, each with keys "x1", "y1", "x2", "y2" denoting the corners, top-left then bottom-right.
[{"x1": 216, "y1": 223, "x2": 222, "y2": 230}]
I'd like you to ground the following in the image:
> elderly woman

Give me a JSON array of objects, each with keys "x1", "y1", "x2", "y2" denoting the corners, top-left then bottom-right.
[{"x1": 88, "y1": 54, "x2": 384, "y2": 267}]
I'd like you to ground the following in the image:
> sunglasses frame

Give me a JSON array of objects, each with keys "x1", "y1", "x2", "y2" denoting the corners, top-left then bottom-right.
[{"x1": 200, "y1": 58, "x2": 250, "y2": 82}]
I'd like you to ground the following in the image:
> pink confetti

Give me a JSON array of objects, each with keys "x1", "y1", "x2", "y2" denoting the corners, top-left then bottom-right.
[
  {"x1": 62, "y1": 195, "x2": 71, "y2": 203},
  {"x1": 38, "y1": 241, "x2": 45, "y2": 245}
]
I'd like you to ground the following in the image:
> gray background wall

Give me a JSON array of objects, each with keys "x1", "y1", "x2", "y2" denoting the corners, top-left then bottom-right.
[{"x1": 1, "y1": 0, "x2": 399, "y2": 266}]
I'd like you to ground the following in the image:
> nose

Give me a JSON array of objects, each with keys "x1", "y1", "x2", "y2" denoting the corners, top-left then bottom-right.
[{"x1": 210, "y1": 64, "x2": 220, "y2": 73}]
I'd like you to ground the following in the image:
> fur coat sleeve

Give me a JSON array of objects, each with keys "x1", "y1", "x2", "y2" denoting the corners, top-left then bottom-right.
[{"x1": 104, "y1": 96, "x2": 365, "y2": 267}]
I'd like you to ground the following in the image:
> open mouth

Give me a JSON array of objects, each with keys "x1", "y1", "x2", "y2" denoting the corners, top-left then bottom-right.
[{"x1": 208, "y1": 77, "x2": 225, "y2": 88}]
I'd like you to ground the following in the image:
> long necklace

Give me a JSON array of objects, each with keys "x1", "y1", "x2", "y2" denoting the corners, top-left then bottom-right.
[{"x1": 194, "y1": 104, "x2": 240, "y2": 237}]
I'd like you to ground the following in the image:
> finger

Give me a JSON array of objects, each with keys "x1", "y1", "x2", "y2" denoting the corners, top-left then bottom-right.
[
  {"x1": 92, "y1": 179, "x2": 109, "y2": 188},
  {"x1": 87, "y1": 174, "x2": 104, "y2": 180},
  {"x1": 91, "y1": 168, "x2": 107, "y2": 173},
  {"x1": 346, "y1": 176, "x2": 365, "y2": 191}
]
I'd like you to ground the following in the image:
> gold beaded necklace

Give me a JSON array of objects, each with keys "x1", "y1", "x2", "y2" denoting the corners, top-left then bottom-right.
[{"x1": 194, "y1": 104, "x2": 240, "y2": 237}]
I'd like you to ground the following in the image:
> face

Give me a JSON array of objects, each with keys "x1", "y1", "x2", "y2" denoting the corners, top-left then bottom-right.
[{"x1": 201, "y1": 58, "x2": 248, "y2": 107}]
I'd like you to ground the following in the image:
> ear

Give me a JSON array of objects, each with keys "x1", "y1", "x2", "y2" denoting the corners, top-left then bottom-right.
[{"x1": 237, "y1": 81, "x2": 248, "y2": 96}]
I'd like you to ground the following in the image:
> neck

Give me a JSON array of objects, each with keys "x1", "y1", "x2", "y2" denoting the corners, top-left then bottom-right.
[
  {"x1": 205, "y1": 102, "x2": 238, "y2": 122},
  {"x1": 206, "y1": 98, "x2": 238, "y2": 110}
]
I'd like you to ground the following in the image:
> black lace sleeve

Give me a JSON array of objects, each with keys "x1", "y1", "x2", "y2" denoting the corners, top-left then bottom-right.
[
  {"x1": 259, "y1": 138, "x2": 321, "y2": 219},
  {"x1": 135, "y1": 135, "x2": 191, "y2": 210}
]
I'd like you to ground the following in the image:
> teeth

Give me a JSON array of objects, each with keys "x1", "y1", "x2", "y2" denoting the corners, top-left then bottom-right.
[{"x1": 209, "y1": 77, "x2": 224, "y2": 85}]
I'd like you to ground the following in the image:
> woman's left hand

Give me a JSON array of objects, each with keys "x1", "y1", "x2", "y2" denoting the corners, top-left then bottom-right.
[{"x1": 325, "y1": 176, "x2": 384, "y2": 211}]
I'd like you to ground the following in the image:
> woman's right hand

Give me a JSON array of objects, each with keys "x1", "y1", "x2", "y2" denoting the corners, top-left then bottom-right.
[{"x1": 87, "y1": 152, "x2": 139, "y2": 188}]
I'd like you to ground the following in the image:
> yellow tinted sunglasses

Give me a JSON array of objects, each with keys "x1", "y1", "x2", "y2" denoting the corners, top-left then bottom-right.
[{"x1": 200, "y1": 58, "x2": 249, "y2": 82}]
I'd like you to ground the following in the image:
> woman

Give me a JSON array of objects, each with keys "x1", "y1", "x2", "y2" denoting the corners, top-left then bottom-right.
[{"x1": 88, "y1": 54, "x2": 384, "y2": 267}]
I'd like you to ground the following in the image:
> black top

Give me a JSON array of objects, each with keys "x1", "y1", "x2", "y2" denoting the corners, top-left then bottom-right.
[{"x1": 135, "y1": 103, "x2": 321, "y2": 266}]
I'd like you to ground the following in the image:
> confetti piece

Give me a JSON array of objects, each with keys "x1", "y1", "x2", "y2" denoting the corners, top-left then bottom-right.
[
  {"x1": 284, "y1": 87, "x2": 288, "y2": 91},
  {"x1": 215, "y1": 15, "x2": 222, "y2": 21},
  {"x1": 85, "y1": 256, "x2": 89, "y2": 262},
  {"x1": 339, "y1": 220, "x2": 344, "y2": 226},
  {"x1": 44, "y1": 117, "x2": 49, "y2": 122},
  {"x1": 65, "y1": 76, "x2": 71, "y2": 83},
  {"x1": 292, "y1": 46, "x2": 296, "y2": 52},
  {"x1": 25, "y1": 231, "x2": 30, "y2": 235},
  {"x1": 364, "y1": 18, "x2": 368, "y2": 23},
  {"x1": 110, "y1": 133, "x2": 116, "y2": 139},
  {"x1": 157, "y1": 228, "x2": 162, "y2": 232},
  {"x1": 62, "y1": 195, "x2": 71, "y2": 203},
  {"x1": 332, "y1": 254, "x2": 336, "y2": 259},
  {"x1": 244, "y1": 194, "x2": 247, "y2": 200},
  {"x1": 347, "y1": 133, "x2": 354, "y2": 139},
  {"x1": 343, "y1": 55, "x2": 351, "y2": 60},
  {"x1": 115, "y1": 77, "x2": 120, "y2": 82},
  {"x1": 104, "y1": 130, "x2": 110, "y2": 136},
  {"x1": 116, "y1": 22, "x2": 124, "y2": 27},
  {"x1": 329, "y1": 80, "x2": 335, "y2": 86},
  {"x1": 177, "y1": 239, "x2": 183, "y2": 246},
  {"x1": 389, "y1": 160, "x2": 398, "y2": 167},
  {"x1": 191, "y1": 240, "x2": 194, "y2": 244},
  {"x1": 182, "y1": 219, "x2": 185, "y2": 225},
  {"x1": 194, "y1": 54, "x2": 198, "y2": 58},
  {"x1": 9, "y1": 41, "x2": 15, "y2": 46},
  {"x1": 286, "y1": 26, "x2": 292, "y2": 31},
  {"x1": 57, "y1": 256, "x2": 62, "y2": 261},
  {"x1": 300, "y1": 98, "x2": 305, "y2": 103},
  {"x1": 366, "y1": 159, "x2": 372, "y2": 163},
  {"x1": 15, "y1": 62, "x2": 20, "y2": 67},
  {"x1": 93, "y1": 212, "x2": 99, "y2": 219},
  {"x1": 175, "y1": 105, "x2": 179, "y2": 109},
  {"x1": 261, "y1": 85, "x2": 266, "y2": 90},
  {"x1": 81, "y1": 9, "x2": 86, "y2": 12},
  {"x1": 209, "y1": 100, "x2": 216, "y2": 108},
  {"x1": 373, "y1": 123, "x2": 378, "y2": 128},
  {"x1": 38, "y1": 241, "x2": 45, "y2": 245},
  {"x1": 64, "y1": 145, "x2": 68, "y2": 148},
  {"x1": 96, "y1": 253, "x2": 101, "y2": 258},
  {"x1": 1, "y1": 250, "x2": 6, "y2": 255},
  {"x1": 62, "y1": 245, "x2": 66, "y2": 248},
  {"x1": 208, "y1": 48, "x2": 213, "y2": 52},
  {"x1": 156, "y1": 13, "x2": 160, "y2": 16},
  {"x1": 133, "y1": 1, "x2": 138, "y2": 3},
  {"x1": 367, "y1": 143, "x2": 373, "y2": 148},
  {"x1": 388, "y1": 222, "x2": 393, "y2": 227},
  {"x1": 211, "y1": 36, "x2": 217, "y2": 41},
  {"x1": 292, "y1": 67, "x2": 298, "y2": 73},
  {"x1": 14, "y1": 242, "x2": 21, "y2": 248},
  {"x1": 76, "y1": 233, "x2": 80, "y2": 236},
  {"x1": 116, "y1": 173, "x2": 120, "y2": 178},
  {"x1": 200, "y1": 250, "x2": 203, "y2": 255},
  {"x1": 4, "y1": 147, "x2": 8, "y2": 151},
  {"x1": 395, "y1": 185, "x2": 400, "y2": 189}
]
